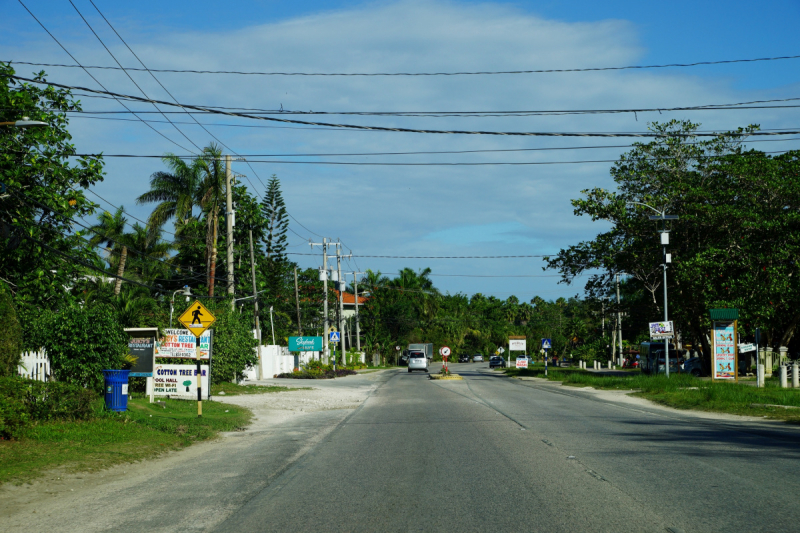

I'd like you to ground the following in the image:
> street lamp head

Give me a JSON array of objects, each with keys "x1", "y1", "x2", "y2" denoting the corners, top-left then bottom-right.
[
  {"x1": 648, "y1": 215, "x2": 679, "y2": 221},
  {"x1": 14, "y1": 117, "x2": 48, "y2": 128}
]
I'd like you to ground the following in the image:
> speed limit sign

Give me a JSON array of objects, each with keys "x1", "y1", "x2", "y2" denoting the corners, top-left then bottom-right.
[{"x1": 440, "y1": 346, "x2": 451, "y2": 357}]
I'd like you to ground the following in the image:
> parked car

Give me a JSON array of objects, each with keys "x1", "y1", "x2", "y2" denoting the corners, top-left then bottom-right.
[
  {"x1": 408, "y1": 351, "x2": 429, "y2": 373},
  {"x1": 683, "y1": 357, "x2": 704, "y2": 377},
  {"x1": 489, "y1": 356, "x2": 506, "y2": 368},
  {"x1": 458, "y1": 354, "x2": 471, "y2": 363},
  {"x1": 473, "y1": 354, "x2": 484, "y2": 362}
]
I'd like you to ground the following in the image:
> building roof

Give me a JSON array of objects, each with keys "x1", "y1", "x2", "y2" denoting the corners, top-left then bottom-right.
[{"x1": 333, "y1": 290, "x2": 368, "y2": 305}]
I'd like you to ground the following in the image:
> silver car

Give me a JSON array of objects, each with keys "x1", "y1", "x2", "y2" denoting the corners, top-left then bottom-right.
[{"x1": 408, "y1": 351, "x2": 429, "y2": 372}]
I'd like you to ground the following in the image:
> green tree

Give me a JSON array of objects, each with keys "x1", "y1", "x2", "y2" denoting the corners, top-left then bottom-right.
[
  {"x1": 87, "y1": 206, "x2": 129, "y2": 296},
  {"x1": 0, "y1": 283, "x2": 22, "y2": 376},
  {"x1": 1, "y1": 64, "x2": 105, "y2": 306}
]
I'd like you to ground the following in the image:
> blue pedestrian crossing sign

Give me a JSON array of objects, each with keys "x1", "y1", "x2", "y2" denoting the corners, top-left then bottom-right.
[
  {"x1": 541, "y1": 338, "x2": 552, "y2": 350},
  {"x1": 329, "y1": 331, "x2": 341, "y2": 343}
]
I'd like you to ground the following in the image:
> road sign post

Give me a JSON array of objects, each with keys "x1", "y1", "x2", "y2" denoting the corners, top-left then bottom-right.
[
  {"x1": 542, "y1": 338, "x2": 552, "y2": 377},
  {"x1": 178, "y1": 300, "x2": 216, "y2": 417},
  {"x1": 329, "y1": 329, "x2": 340, "y2": 371},
  {"x1": 440, "y1": 346, "x2": 451, "y2": 371}
]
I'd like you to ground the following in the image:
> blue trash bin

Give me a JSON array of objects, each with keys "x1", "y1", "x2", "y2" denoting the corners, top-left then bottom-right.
[{"x1": 103, "y1": 369, "x2": 130, "y2": 412}]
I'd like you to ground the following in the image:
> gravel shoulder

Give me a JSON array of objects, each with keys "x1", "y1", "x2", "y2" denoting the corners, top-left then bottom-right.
[{"x1": 0, "y1": 371, "x2": 391, "y2": 532}]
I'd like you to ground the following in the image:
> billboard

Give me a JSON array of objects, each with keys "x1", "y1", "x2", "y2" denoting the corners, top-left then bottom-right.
[
  {"x1": 156, "y1": 329, "x2": 212, "y2": 359},
  {"x1": 713, "y1": 321, "x2": 737, "y2": 380},
  {"x1": 509, "y1": 337, "x2": 527, "y2": 351},
  {"x1": 649, "y1": 321, "x2": 674, "y2": 339}
]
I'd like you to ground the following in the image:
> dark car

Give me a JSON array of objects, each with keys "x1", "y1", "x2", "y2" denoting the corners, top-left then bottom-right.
[
  {"x1": 683, "y1": 357, "x2": 704, "y2": 377},
  {"x1": 489, "y1": 356, "x2": 506, "y2": 368},
  {"x1": 398, "y1": 354, "x2": 409, "y2": 367},
  {"x1": 458, "y1": 354, "x2": 470, "y2": 363}
]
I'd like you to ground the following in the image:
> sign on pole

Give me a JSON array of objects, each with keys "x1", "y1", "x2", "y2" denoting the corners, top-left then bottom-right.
[
  {"x1": 516, "y1": 357, "x2": 528, "y2": 369},
  {"x1": 440, "y1": 346, "x2": 451, "y2": 357},
  {"x1": 738, "y1": 343, "x2": 756, "y2": 353},
  {"x1": 329, "y1": 331, "x2": 341, "y2": 343},
  {"x1": 153, "y1": 364, "x2": 209, "y2": 399},
  {"x1": 125, "y1": 328, "x2": 158, "y2": 378},
  {"x1": 498, "y1": 347, "x2": 505, "y2": 354},
  {"x1": 177, "y1": 300, "x2": 216, "y2": 417},
  {"x1": 509, "y1": 337, "x2": 527, "y2": 351},
  {"x1": 289, "y1": 336, "x2": 323, "y2": 352},
  {"x1": 178, "y1": 300, "x2": 216, "y2": 338},
  {"x1": 541, "y1": 338, "x2": 552, "y2": 350},
  {"x1": 649, "y1": 321, "x2": 675, "y2": 339},
  {"x1": 157, "y1": 329, "x2": 212, "y2": 359}
]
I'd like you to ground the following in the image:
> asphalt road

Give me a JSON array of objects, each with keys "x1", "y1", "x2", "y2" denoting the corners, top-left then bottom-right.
[
  {"x1": 7, "y1": 365, "x2": 800, "y2": 532},
  {"x1": 214, "y1": 364, "x2": 800, "y2": 533}
]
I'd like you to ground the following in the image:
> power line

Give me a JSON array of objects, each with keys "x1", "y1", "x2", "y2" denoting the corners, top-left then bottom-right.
[
  {"x1": 68, "y1": 0, "x2": 203, "y2": 152},
  {"x1": 6, "y1": 53, "x2": 800, "y2": 76},
  {"x1": 13, "y1": 75, "x2": 800, "y2": 138},
  {"x1": 15, "y1": 0, "x2": 195, "y2": 154},
  {"x1": 288, "y1": 253, "x2": 547, "y2": 259}
]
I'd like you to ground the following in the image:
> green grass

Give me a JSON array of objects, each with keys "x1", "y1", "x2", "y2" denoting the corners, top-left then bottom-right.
[
  {"x1": 0, "y1": 397, "x2": 251, "y2": 485},
  {"x1": 211, "y1": 382, "x2": 302, "y2": 395},
  {"x1": 503, "y1": 366, "x2": 800, "y2": 423}
]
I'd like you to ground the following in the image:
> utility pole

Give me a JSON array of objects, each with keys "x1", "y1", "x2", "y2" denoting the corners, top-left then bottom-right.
[
  {"x1": 294, "y1": 267, "x2": 302, "y2": 335},
  {"x1": 336, "y1": 242, "x2": 346, "y2": 366},
  {"x1": 616, "y1": 273, "x2": 622, "y2": 366},
  {"x1": 225, "y1": 155, "x2": 235, "y2": 305},
  {"x1": 248, "y1": 229, "x2": 263, "y2": 380},
  {"x1": 309, "y1": 238, "x2": 330, "y2": 361},
  {"x1": 353, "y1": 271, "x2": 363, "y2": 352}
]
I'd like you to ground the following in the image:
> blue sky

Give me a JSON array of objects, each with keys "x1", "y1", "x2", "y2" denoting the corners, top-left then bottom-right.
[{"x1": 3, "y1": 0, "x2": 799, "y2": 301}]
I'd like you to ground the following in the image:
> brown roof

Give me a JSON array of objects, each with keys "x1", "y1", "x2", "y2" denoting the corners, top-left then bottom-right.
[{"x1": 333, "y1": 290, "x2": 368, "y2": 305}]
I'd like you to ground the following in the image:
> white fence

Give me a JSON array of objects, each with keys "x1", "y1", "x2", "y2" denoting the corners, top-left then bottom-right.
[{"x1": 18, "y1": 350, "x2": 51, "y2": 381}]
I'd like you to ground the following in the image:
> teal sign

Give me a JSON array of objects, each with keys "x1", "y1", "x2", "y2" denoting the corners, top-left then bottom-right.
[{"x1": 289, "y1": 336, "x2": 323, "y2": 352}]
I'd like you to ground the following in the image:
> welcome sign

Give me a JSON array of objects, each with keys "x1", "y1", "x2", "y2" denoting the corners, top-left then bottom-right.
[{"x1": 289, "y1": 336, "x2": 323, "y2": 352}]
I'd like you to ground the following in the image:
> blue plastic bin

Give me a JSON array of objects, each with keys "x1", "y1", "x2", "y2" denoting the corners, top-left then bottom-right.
[{"x1": 103, "y1": 369, "x2": 130, "y2": 411}]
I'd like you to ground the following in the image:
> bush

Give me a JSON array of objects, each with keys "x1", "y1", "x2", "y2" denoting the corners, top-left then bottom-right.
[
  {"x1": 276, "y1": 362, "x2": 357, "y2": 379},
  {"x1": 22, "y1": 304, "x2": 128, "y2": 393},
  {"x1": 0, "y1": 284, "x2": 22, "y2": 377},
  {"x1": 0, "y1": 376, "x2": 96, "y2": 438}
]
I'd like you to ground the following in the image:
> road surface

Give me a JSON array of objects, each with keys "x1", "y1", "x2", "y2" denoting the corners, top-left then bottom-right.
[{"x1": 4, "y1": 364, "x2": 800, "y2": 532}]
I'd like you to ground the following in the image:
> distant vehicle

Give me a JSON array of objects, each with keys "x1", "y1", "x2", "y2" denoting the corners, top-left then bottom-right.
[
  {"x1": 399, "y1": 354, "x2": 410, "y2": 367},
  {"x1": 683, "y1": 357, "x2": 704, "y2": 377},
  {"x1": 639, "y1": 342, "x2": 681, "y2": 374},
  {"x1": 473, "y1": 354, "x2": 484, "y2": 362},
  {"x1": 458, "y1": 354, "x2": 471, "y2": 363},
  {"x1": 408, "y1": 343, "x2": 433, "y2": 361},
  {"x1": 489, "y1": 356, "x2": 506, "y2": 368},
  {"x1": 408, "y1": 351, "x2": 429, "y2": 373}
]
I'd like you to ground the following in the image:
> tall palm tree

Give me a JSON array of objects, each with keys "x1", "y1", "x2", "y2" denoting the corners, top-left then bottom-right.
[
  {"x1": 195, "y1": 144, "x2": 225, "y2": 296},
  {"x1": 87, "y1": 207, "x2": 129, "y2": 296}
]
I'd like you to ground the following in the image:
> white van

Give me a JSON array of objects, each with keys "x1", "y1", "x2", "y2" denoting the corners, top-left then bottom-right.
[{"x1": 408, "y1": 351, "x2": 429, "y2": 372}]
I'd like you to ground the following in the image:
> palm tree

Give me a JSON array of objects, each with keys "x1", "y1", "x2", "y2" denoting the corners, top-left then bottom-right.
[
  {"x1": 87, "y1": 207, "x2": 129, "y2": 296},
  {"x1": 195, "y1": 144, "x2": 225, "y2": 296},
  {"x1": 136, "y1": 153, "x2": 204, "y2": 234},
  {"x1": 123, "y1": 222, "x2": 175, "y2": 285}
]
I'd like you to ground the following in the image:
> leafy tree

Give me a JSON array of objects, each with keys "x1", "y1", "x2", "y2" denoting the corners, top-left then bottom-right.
[
  {"x1": 546, "y1": 120, "x2": 800, "y2": 364},
  {"x1": 0, "y1": 64, "x2": 105, "y2": 307},
  {"x1": 87, "y1": 206, "x2": 130, "y2": 296}
]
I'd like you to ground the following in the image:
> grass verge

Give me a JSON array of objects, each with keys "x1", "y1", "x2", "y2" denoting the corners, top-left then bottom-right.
[
  {"x1": 503, "y1": 365, "x2": 800, "y2": 423},
  {"x1": 0, "y1": 397, "x2": 251, "y2": 485}
]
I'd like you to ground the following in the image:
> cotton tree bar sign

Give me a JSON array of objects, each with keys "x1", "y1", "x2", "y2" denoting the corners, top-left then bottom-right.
[
  {"x1": 153, "y1": 364, "x2": 209, "y2": 400},
  {"x1": 712, "y1": 321, "x2": 738, "y2": 381},
  {"x1": 157, "y1": 329, "x2": 212, "y2": 359},
  {"x1": 649, "y1": 321, "x2": 674, "y2": 339}
]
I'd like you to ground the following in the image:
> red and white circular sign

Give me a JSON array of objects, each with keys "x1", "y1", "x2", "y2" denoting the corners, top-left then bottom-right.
[{"x1": 440, "y1": 346, "x2": 451, "y2": 357}]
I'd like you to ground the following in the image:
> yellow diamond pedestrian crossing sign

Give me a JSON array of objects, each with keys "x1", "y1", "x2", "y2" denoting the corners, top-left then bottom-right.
[{"x1": 178, "y1": 300, "x2": 216, "y2": 338}]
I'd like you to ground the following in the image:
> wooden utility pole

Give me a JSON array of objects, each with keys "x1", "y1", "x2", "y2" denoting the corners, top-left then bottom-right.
[
  {"x1": 249, "y1": 229, "x2": 263, "y2": 379},
  {"x1": 294, "y1": 267, "x2": 302, "y2": 335},
  {"x1": 225, "y1": 154, "x2": 234, "y2": 303},
  {"x1": 353, "y1": 271, "x2": 361, "y2": 352}
]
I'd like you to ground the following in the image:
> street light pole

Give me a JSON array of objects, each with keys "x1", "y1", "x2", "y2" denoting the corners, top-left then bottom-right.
[
  {"x1": 629, "y1": 201, "x2": 679, "y2": 377},
  {"x1": 170, "y1": 286, "x2": 191, "y2": 327}
]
